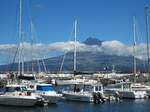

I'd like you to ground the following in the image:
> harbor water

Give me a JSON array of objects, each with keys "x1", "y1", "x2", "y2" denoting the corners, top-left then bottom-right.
[{"x1": 0, "y1": 99, "x2": 150, "y2": 112}]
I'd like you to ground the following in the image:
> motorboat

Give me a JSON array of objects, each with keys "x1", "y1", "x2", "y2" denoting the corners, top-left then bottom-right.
[
  {"x1": 105, "y1": 82, "x2": 147, "y2": 99},
  {"x1": 35, "y1": 83, "x2": 62, "y2": 104},
  {"x1": 0, "y1": 84, "x2": 39, "y2": 106},
  {"x1": 62, "y1": 83, "x2": 106, "y2": 103}
]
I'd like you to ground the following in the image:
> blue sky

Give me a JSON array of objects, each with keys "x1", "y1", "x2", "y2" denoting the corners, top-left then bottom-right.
[
  {"x1": 0, "y1": 0, "x2": 150, "y2": 45},
  {"x1": 0, "y1": 0, "x2": 150, "y2": 65}
]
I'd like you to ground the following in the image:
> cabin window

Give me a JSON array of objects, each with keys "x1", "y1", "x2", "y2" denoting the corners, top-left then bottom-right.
[
  {"x1": 95, "y1": 86, "x2": 98, "y2": 91},
  {"x1": 113, "y1": 85, "x2": 122, "y2": 89},
  {"x1": 37, "y1": 85, "x2": 54, "y2": 91},
  {"x1": 5, "y1": 87, "x2": 15, "y2": 92},
  {"x1": 84, "y1": 85, "x2": 93, "y2": 91},
  {"x1": 15, "y1": 87, "x2": 21, "y2": 91},
  {"x1": 123, "y1": 84, "x2": 130, "y2": 90},
  {"x1": 99, "y1": 86, "x2": 101, "y2": 91},
  {"x1": 21, "y1": 87, "x2": 27, "y2": 91}
]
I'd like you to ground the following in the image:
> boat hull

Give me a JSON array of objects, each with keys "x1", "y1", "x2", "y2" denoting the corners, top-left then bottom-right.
[
  {"x1": 118, "y1": 91, "x2": 146, "y2": 99},
  {"x1": 63, "y1": 92, "x2": 92, "y2": 102},
  {"x1": 0, "y1": 95, "x2": 37, "y2": 106},
  {"x1": 41, "y1": 94, "x2": 62, "y2": 104}
]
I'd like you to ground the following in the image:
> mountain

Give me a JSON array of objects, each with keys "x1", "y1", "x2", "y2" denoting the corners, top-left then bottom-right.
[
  {"x1": 0, "y1": 52, "x2": 146, "y2": 73},
  {"x1": 0, "y1": 38, "x2": 147, "y2": 73},
  {"x1": 83, "y1": 37, "x2": 103, "y2": 46}
]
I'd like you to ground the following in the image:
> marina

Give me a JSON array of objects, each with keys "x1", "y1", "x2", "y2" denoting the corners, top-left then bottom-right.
[{"x1": 0, "y1": 0, "x2": 150, "y2": 111}]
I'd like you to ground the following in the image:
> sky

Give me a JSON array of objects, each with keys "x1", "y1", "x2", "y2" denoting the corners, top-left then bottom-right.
[{"x1": 0, "y1": 0, "x2": 150, "y2": 64}]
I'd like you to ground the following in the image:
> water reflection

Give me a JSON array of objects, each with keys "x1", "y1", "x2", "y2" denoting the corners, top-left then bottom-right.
[{"x1": 0, "y1": 100, "x2": 150, "y2": 112}]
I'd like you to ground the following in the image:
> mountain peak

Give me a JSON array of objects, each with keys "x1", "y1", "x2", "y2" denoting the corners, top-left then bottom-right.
[{"x1": 83, "y1": 37, "x2": 103, "y2": 46}]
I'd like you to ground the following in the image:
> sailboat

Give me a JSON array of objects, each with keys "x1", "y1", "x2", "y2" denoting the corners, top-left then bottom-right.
[
  {"x1": 105, "y1": 16, "x2": 148, "y2": 99},
  {"x1": 130, "y1": 7, "x2": 150, "y2": 97},
  {"x1": 61, "y1": 20, "x2": 105, "y2": 102},
  {"x1": 0, "y1": 0, "x2": 41, "y2": 106}
]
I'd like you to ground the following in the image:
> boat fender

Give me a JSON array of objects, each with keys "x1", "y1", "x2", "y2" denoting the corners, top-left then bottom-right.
[{"x1": 19, "y1": 92, "x2": 27, "y2": 96}]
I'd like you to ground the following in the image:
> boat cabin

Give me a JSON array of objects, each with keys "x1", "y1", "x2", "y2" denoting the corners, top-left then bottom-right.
[
  {"x1": 5, "y1": 85, "x2": 27, "y2": 92},
  {"x1": 36, "y1": 84, "x2": 56, "y2": 94},
  {"x1": 106, "y1": 82, "x2": 132, "y2": 91},
  {"x1": 65, "y1": 83, "x2": 103, "y2": 93}
]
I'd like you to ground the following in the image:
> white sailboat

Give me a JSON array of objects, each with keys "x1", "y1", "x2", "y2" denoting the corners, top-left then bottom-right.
[
  {"x1": 61, "y1": 20, "x2": 105, "y2": 102},
  {"x1": 130, "y1": 7, "x2": 150, "y2": 97},
  {"x1": 105, "y1": 16, "x2": 148, "y2": 99},
  {"x1": 105, "y1": 82, "x2": 147, "y2": 99},
  {"x1": 0, "y1": 0, "x2": 42, "y2": 106}
]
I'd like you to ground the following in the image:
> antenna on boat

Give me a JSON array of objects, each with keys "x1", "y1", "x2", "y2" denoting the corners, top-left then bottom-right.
[
  {"x1": 74, "y1": 19, "x2": 77, "y2": 74},
  {"x1": 145, "y1": 7, "x2": 150, "y2": 77},
  {"x1": 133, "y1": 16, "x2": 137, "y2": 83}
]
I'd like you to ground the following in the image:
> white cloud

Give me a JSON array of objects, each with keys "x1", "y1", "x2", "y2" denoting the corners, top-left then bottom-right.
[
  {"x1": 0, "y1": 40, "x2": 148, "y2": 64},
  {"x1": 47, "y1": 41, "x2": 102, "y2": 52},
  {"x1": 101, "y1": 40, "x2": 132, "y2": 56}
]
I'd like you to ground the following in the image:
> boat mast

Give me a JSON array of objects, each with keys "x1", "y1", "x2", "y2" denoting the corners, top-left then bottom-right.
[
  {"x1": 74, "y1": 20, "x2": 77, "y2": 73},
  {"x1": 21, "y1": 32, "x2": 24, "y2": 75},
  {"x1": 145, "y1": 7, "x2": 150, "y2": 77},
  {"x1": 133, "y1": 16, "x2": 137, "y2": 83},
  {"x1": 30, "y1": 18, "x2": 34, "y2": 74},
  {"x1": 18, "y1": 0, "x2": 22, "y2": 75}
]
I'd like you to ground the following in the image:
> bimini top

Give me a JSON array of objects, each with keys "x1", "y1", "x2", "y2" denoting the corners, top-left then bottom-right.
[{"x1": 36, "y1": 83, "x2": 54, "y2": 91}]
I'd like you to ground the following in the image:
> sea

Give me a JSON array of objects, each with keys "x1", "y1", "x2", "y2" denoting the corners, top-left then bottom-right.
[{"x1": 0, "y1": 99, "x2": 150, "y2": 112}]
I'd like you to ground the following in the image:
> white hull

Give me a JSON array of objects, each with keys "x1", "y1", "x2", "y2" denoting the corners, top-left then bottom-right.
[
  {"x1": 118, "y1": 91, "x2": 146, "y2": 99},
  {"x1": 56, "y1": 79, "x2": 97, "y2": 85},
  {"x1": 63, "y1": 92, "x2": 93, "y2": 102},
  {"x1": 41, "y1": 94, "x2": 62, "y2": 104},
  {"x1": 0, "y1": 95, "x2": 37, "y2": 106},
  {"x1": 105, "y1": 82, "x2": 147, "y2": 99},
  {"x1": 35, "y1": 83, "x2": 62, "y2": 104}
]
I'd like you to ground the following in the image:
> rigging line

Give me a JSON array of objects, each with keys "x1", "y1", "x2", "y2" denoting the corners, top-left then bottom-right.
[
  {"x1": 74, "y1": 20, "x2": 77, "y2": 72},
  {"x1": 28, "y1": 0, "x2": 35, "y2": 73},
  {"x1": 29, "y1": 1, "x2": 47, "y2": 73},
  {"x1": 145, "y1": 7, "x2": 150, "y2": 75},
  {"x1": 9, "y1": 42, "x2": 20, "y2": 72},
  {"x1": 59, "y1": 20, "x2": 76, "y2": 72},
  {"x1": 37, "y1": 59, "x2": 41, "y2": 73},
  {"x1": 134, "y1": 16, "x2": 147, "y2": 72},
  {"x1": 133, "y1": 16, "x2": 137, "y2": 83},
  {"x1": 135, "y1": 16, "x2": 146, "y2": 61},
  {"x1": 30, "y1": 17, "x2": 34, "y2": 73},
  {"x1": 41, "y1": 57, "x2": 47, "y2": 73},
  {"x1": 7, "y1": 0, "x2": 20, "y2": 67},
  {"x1": 18, "y1": 0, "x2": 22, "y2": 75}
]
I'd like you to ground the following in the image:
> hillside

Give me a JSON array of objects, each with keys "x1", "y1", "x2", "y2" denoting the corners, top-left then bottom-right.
[{"x1": 0, "y1": 38, "x2": 147, "y2": 73}]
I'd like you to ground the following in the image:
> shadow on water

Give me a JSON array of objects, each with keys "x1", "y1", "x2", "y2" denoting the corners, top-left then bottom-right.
[
  {"x1": 0, "y1": 105, "x2": 37, "y2": 112},
  {"x1": 0, "y1": 100, "x2": 150, "y2": 112}
]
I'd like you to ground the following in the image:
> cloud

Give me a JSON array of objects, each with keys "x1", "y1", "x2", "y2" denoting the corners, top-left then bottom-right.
[
  {"x1": 0, "y1": 40, "x2": 148, "y2": 64},
  {"x1": 101, "y1": 40, "x2": 147, "y2": 60},
  {"x1": 101, "y1": 40, "x2": 132, "y2": 56},
  {"x1": 47, "y1": 41, "x2": 102, "y2": 52}
]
